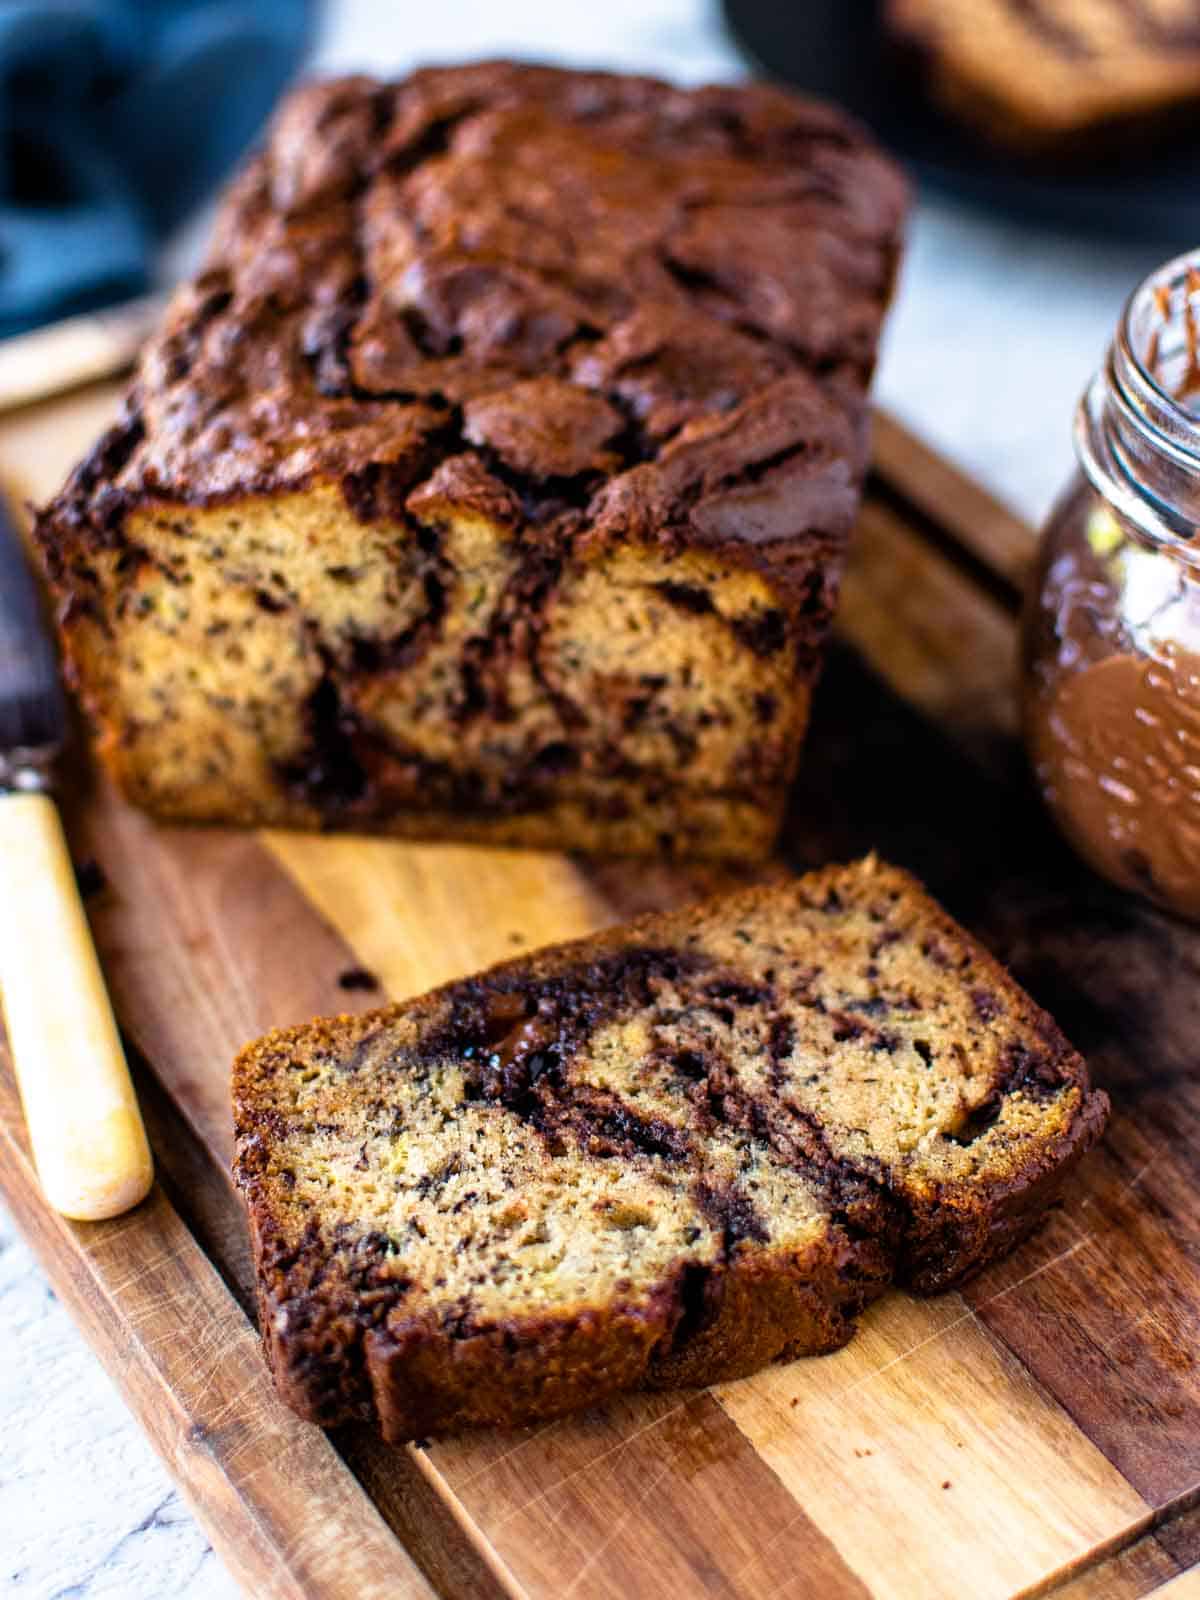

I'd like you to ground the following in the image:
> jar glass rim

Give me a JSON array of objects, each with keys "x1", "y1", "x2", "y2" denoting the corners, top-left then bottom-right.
[
  {"x1": 1074, "y1": 247, "x2": 1200, "y2": 561},
  {"x1": 1115, "y1": 245, "x2": 1200, "y2": 464}
]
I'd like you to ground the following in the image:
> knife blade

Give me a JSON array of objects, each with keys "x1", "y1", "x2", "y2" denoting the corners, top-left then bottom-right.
[
  {"x1": 0, "y1": 495, "x2": 66, "y2": 781},
  {"x1": 0, "y1": 497, "x2": 153, "y2": 1220}
]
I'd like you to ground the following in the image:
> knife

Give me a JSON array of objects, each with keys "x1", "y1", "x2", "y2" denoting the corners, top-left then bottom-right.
[{"x1": 0, "y1": 498, "x2": 152, "y2": 1219}]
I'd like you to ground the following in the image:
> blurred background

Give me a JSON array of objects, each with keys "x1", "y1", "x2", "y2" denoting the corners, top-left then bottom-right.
[
  {"x1": 3, "y1": 0, "x2": 1187, "y2": 527},
  {"x1": 2, "y1": 2, "x2": 1193, "y2": 1596}
]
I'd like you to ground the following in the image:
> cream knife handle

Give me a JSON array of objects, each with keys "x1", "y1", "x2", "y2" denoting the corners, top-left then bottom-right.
[{"x1": 0, "y1": 790, "x2": 152, "y2": 1220}]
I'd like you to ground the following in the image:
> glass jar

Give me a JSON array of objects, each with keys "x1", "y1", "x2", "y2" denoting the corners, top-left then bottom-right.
[{"x1": 1022, "y1": 249, "x2": 1200, "y2": 920}]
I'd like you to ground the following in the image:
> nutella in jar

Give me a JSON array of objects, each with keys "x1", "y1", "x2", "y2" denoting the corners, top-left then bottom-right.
[{"x1": 1023, "y1": 255, "x2": 1200, "y2": 920}]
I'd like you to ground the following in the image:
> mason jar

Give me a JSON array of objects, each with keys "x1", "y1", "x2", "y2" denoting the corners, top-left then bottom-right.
[{"x1": 1022, "y1": 249, "x2": 1200, "y2": 920}]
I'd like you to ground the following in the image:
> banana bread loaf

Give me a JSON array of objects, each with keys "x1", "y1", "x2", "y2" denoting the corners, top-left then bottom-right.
[
  {"x1": 886, "y1": 0, "x2": 1200, "y2": 155},
  {"x1": 35, "y1": 62, "x2": 907, "y2": 860},
  {"x1": 233, "y1": 857, "x2": 1107, "y2": 1441}
]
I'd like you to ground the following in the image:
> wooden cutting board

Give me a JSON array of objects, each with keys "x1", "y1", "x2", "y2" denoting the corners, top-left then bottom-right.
[{"x1": 1, "y1": 384, "x2": 1198, "y2": 1600}]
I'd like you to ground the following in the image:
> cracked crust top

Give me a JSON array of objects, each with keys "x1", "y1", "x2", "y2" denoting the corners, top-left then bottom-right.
[{"x1": 38, "y1": 62, "x2": 907, "y2": 600}]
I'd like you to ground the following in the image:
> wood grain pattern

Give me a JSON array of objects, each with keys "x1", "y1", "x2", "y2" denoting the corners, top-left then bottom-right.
[
  {"x1": 869, "y1": 410, "x2": 1034, "y2": 596},
  {"x1": 1, "y1": 386, "x2": 1197, "y2": 1598},
  {"x1": 713, "y1": 1293, "x2": 1147, "y2": 1600},
  {"x1": 1046, "y1": 1508, "x2": 1200, "y2": 1600},
  {"x1": 840, "y1": 496, "x2": 1020, "y2": 741},
  {"x1": 261, "y1": 832, "x2": 615, "y2": 1001},
  {"x1": 433, "y1": 1390, "x2": 873, "y2": 1600},
  {"x1": 1147, "y1": 1574, "x2": 1200, "y2": 1600},
  {"x1": 1156, "y1": 1507, "x2": 1200, "y2": 1578}
]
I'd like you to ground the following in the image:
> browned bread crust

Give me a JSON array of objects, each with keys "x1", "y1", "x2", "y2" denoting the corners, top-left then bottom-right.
[
  {"x1": 36, "y1": 62, "x2": 907, "y2": 860},
  {"x1": 232, "y1": 858, "x2": 1107, "y2": 1441},
  {"x1": 886, "y1": 0, "x2": 1200, "y2": 154}
]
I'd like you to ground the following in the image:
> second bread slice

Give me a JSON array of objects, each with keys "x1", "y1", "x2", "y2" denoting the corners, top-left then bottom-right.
[{"x1": 233, "y1": 857, "x2": 1107, "y2": 1440}]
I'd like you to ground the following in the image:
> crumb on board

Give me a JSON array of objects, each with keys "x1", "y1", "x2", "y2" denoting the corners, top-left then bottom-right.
[
  {"x1": 74, "y1": 857, "x2": 108, "y2": 900},
  {"x1": 338, "y1": 966, "x2": 381, "y2": 992}
]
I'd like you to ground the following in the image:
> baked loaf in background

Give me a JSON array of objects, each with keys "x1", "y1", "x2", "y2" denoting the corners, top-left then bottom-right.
[
  {"x1": 36, "y1": 62, "x2": 906, "y2": 860},
  {"x1": 886, "y1": 0, "x2": 1200, "y2": 156},
  {"x1": 233, "y1": 858, "x2": 1107, "y2": 1441}
]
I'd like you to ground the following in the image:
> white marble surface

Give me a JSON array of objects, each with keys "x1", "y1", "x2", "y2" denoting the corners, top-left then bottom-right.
[{"x1": 0, "y1": 2, "x2": 1186, "y2": 1595}]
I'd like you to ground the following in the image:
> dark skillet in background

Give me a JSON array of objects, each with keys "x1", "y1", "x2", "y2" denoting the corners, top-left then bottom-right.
[{"x1": 721, "y1": 0, "x2": 1200, "y2": 245}]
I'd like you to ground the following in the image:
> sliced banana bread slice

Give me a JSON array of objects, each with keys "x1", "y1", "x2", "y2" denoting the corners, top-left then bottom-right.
[{"x1": 233, "y1": 858, "x2": 1107, "y2": 1441}]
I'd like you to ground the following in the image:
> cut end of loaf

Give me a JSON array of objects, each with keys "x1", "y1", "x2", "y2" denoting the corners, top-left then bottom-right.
[
  {"x1": 232, "y1": 857, "x2": 1107, "y2": 1441},
  {"x1": 46, "y1": 471, "x2": 813, "y2": 859}
]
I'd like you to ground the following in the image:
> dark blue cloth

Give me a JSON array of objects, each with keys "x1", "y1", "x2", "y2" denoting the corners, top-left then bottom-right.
[{"x1": 0, "y1": 0, "x2": 315, "y2": 334}]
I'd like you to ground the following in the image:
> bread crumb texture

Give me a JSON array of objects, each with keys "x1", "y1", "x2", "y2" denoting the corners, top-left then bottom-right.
[{"x1": 233, "y1": 859, "x2": 1107, "y2": 1440}]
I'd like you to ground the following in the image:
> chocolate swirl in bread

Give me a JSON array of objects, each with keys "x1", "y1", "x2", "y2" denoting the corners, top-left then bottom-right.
[{"x1": 234, "y1": 859, "x2": 1107, "y2": 1440}]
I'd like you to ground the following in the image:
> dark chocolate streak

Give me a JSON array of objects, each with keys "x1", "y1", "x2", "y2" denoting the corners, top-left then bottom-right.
[
  {"x1": 414, "y1": 946, "x2": 913, "y2": 1264},
  {"x1": 696, "y1": 1181, "x2": 770, "y2": 1247},
  {"x1": 943, "y1": 1035, "x2": 1070, "y2": 1148},
  {"x1": 159, "y1": 379, "x2": 805, "y2": 821},
  {"x1": 271, "y1": 546, "x2": 792, "y2": 821},
  {"x1": 655, "y1": 580, "x2": 714, "y2": 615},
  {"x1": 430, "y1": 944, "x2": 709, "y2": 1132}
]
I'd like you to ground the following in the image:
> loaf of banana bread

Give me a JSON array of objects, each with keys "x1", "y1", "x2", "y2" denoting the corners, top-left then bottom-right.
[
  {"x1": 886, "y1": 0, "x2": 1200, "y2": 155},
  {"x1": 35, "y1": 62, "x2": 906, "y2": 859},
  {"x1": 233, "y1": 858, "x2": 1107, "y2": 1441}
]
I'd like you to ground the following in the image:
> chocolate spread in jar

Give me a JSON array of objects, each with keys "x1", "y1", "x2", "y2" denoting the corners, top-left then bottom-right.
[{"x1": 1024, "y1": 498, "x2": 1200, "y2": 918}]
